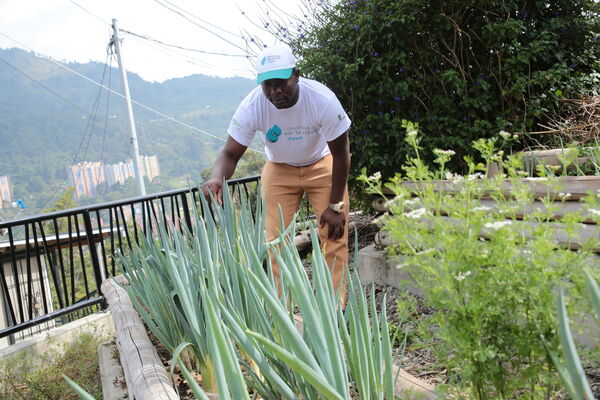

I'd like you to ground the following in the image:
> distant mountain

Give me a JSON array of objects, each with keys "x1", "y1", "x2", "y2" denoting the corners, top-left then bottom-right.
[{"x1": 0, "y1": 47, "x2": 256, "y2": 209}]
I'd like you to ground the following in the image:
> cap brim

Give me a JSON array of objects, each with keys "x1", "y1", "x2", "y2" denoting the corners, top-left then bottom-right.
[{"x1": 256, "y1": 68, "x2": 294, "y2": 84}]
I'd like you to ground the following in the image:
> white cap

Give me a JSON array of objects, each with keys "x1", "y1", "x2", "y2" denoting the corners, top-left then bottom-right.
[{"x1": 255, "y1": 46, "x2": 297, "y2": 84}]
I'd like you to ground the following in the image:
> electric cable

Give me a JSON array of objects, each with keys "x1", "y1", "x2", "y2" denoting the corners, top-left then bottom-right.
[
  {"x1": 0, "y1": 30, "x2": 264, "y2": 224},
  {"x1": 0, "y1": 56, "x2": 91, "y2": 116},
  {"x1": 0, "y1": 47, "x2": 112, "y2": 220},
  {"x1": 151, "y1": 0, "x2": 248, "y2": 53},
  {"x1": 120, "y1": 29, "x2": 247, "y2": 57},
  {"x1": 77, "y1": 56, "x2": 109, "y2": 169},
  {"x1": 158, "y1": 0, "x2": 243, "y2": 39},
  {"x1": 124, "y1": 30, "x2": 252, "y2": 76},
  {"x1": 43, "y1": 54, "x2": 111, "y2": 211},
  {"x1": 0, "y1": 31, "x2": 264, "y2": 154},
  {"x1": 68, "y1": 0, "x2": 252, "y2": 74},
  {"x1": 99, "y1": 51, "x2": 113, "y2": 170},
  {"x1": 68, "y1": 0, "x2": 112, "y2": 26}
]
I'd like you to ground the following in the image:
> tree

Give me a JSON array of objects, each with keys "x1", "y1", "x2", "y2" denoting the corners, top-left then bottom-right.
[
  {"x1": 41, "y1": 187, "x2": 78, "y2": 234},
  {"x1": 42, "y1": 187, "x2": 77, "y2": 213},
  {"x1": 256, "y1": 0, "x2": 600, "y2": 179}
]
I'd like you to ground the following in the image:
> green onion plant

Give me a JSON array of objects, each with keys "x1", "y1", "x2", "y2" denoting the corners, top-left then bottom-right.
[
  {"x1": 544, "y1": 270, "x2": 599, "y2": 400},
  {"x1": 117, "y1": 183, "x2": 400, "y2": 399}
]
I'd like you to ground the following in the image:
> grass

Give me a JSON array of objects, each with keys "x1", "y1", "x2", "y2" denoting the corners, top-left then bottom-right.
[{"x1": 0, "y1": 332, "x2": 106, "y2": 400}]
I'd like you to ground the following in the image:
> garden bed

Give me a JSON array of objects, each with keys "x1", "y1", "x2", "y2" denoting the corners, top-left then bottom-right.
[
  {"x1": 362, "y1": 170, "x2": 600, "y2": 398},
  {"x1": 102, "y1": 212, "x2": 438, "y2": 399},
  {"x1": 103, "y1": 184, "x2": 600, "y2": 399}
]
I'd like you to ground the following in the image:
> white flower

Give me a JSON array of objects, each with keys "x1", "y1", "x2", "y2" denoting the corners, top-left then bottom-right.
[
  {"x1": 384, "y1": 196, "x2": 401, "y2": 208},
  {"x1": 456, "y1": 270, "x2": 472, "y2": 281},
  {"x1": 368, "y1": 171, "x2": 381, "y2": 181},
  {"x1": 405, "y1": 207, "x2": 427, "y2": 219},
  {"x1": 446, "y1": 172, "x2": 466, "y2": 183},
  {"x1": 472, "y1": 206, "x2": 491, "y2": 212},
  {"x1": 484, "y1": 220, "x2": 512, "y2": 230},
  {"x1": 558, "y1": 192, "x2": 571, "y2": 200},
  {"x1": 407, "y1": 129, "x2": 418, "y2": 138},
  {"x1": 467, "y1": 172, "x2": 485, "y2": 180},
  {"x1": 403, "y1": 197, "x2": 420, "y2": 206},
  {"x1": 492, "y1": 150, "x2": 504, "y2": 161},
  {"x1": 434, "y1": 149, "x2": 456, "y2": 156},
  {"x1": 588, "y1": 209, "x2": 600, "y2": 216},
  {"x1": 499, "y1": 130, "x2": 511, "y2": 140},
  {"x1": 513, "y1": 134, "x2": 519, "y2": 139}
]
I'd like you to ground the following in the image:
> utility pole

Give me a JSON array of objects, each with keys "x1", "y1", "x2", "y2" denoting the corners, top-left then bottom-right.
[{"x1": 111, "y1": 19, "x2": 146, "y2": 197}]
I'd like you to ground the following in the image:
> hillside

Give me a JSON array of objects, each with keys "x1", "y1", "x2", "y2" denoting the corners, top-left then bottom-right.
[{"x1": 0, "y1": 47, "x2": 256, "y2": 211}]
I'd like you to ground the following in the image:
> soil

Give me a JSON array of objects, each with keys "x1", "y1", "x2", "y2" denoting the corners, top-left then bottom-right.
[{"x1": 143, "y1": 212, "x2": 600, "y2": 399}]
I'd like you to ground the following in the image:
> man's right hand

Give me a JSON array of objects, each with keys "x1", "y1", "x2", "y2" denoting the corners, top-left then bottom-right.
[
  {"x1": 199, "y1": 136, "x2": 248, "y2": 205},
  {"x1": 201, "y1": 178, "x2": 223, "y2": 205}
]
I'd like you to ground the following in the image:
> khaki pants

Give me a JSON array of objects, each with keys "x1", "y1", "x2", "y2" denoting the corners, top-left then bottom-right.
[{"x1": 261, "y1": 154, "x2": 350, "y2": 304}]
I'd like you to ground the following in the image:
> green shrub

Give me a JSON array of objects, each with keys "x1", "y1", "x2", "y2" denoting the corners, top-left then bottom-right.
[
  {"x1": 361, "y1": 125, "x2": 599, "y2": 398},
  {"x1": 261, "y1": 0, "x2": 600, "y2": 181}
]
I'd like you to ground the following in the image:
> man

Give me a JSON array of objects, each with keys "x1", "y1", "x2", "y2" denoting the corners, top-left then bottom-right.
[{"x1": 201, "y1": 46, "x2": 351, "y2": 303}]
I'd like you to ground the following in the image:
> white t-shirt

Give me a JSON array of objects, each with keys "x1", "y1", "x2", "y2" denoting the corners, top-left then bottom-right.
[{"x1": 227, "y1": 77, "x2": 351, "y2": 166}]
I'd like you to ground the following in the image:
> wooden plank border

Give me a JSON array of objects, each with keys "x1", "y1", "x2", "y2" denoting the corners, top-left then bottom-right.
[
  {"x1": 102, "y1": 277, "x2": 179, "y2": 400},
  {"x1": 381, "y1": 176, "x2": 600, "y2": 201}
]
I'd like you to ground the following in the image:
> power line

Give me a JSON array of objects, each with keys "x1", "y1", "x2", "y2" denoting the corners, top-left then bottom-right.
[
  {"x1": 120, "y1": 29, "x2": 247, "y2": 57},
  {"x1": 0, "y1": 30, "x2": 262, "y2": 222},
  {"x1": 99, "y1": 53, "x2": 114, "y2": 169},
  {"x1": 68, "y1": 0, "x2": 111, "y2": 26},
  {"x1": 67, "y1": 0, "x2": 253, "y2": 75},
  {"x1": 0, "y1": 53, "x2": 106, "y2": 211},
  {"x1": 0, "y1": 48, "x2": 111, "y2": 215},
  {"x1": 151, "y1": 0, "x2": 248, "y2": 53},
  {"x1": 0, "y1": 30, "x2": 263, "y2": 154},
  {"x1": 0, "y1": 56, "x2": 90, "y2": 115},
  {"x1": 124, "y1": 30, "x2": 253, "y2": 76},
  {"x1": 62, "y1": 54, "x2": 111, "y2": 207},
  {"x1": 156, "y1": 0, "x2": 243, "y2": 39}
]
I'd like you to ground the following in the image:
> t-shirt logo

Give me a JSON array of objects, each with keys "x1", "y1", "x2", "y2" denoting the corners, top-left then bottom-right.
[{"x1": 266, "y1": 124, "x2": 282, "y2": 143}]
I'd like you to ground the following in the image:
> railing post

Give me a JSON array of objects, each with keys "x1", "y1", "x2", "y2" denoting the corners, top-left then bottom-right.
[
  {"x1": 180, "y1": 192, "x2": 193, "y2": 233},
  {"x1": 82, "y1": 211, "x2": 105, "y2": 306}
]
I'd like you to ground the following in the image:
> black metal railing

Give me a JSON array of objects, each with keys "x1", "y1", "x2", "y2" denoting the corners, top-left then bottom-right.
[{"x1": 0, "y1": 176, "x2": 261, "y2": 344}]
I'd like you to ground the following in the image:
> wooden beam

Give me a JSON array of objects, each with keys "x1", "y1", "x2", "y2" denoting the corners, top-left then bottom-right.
[
  {"x1": 102, "y1": 277, "x2": 179, "y2": 400},
  {"x1": 381, "y1": 176, "x2": 600, "y2": 201}
]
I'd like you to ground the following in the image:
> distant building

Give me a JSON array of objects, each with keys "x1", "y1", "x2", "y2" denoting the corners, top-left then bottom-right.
[
  {"x1": 104, "y1": 161, "x2": 134, "y2": 187},
  {"x1": 141, "y1": 155, "x2": 160, "y2": 183},
  {"x1": 69, "y1": 156, "x2": 160, "y2": 199},
  {"x1": 68, "y1": 162, "x2": 105, "y2": 198},
  {"x1": 0, "y1": 176, "x2": 13, "y2": 208}
]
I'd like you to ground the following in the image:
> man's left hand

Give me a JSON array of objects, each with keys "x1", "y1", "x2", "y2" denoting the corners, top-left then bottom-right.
[{"x1": 319, "y1": 207, "x2": 346, "y2": 240}]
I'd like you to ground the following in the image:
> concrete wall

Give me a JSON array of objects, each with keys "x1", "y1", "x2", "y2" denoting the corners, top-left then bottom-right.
[{"x1": 0, "y1": 311, "x2": 114, "y2": 362}]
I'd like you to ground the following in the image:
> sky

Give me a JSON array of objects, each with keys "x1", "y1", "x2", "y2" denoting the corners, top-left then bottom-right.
[{"x1": 0, "y1": 0, "x2": 308, "y2": 82}]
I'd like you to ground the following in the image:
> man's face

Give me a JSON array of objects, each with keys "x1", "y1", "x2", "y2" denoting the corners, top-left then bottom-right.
[{"x1": 261, "y1": 70, "x2": 300, "y2": 109}]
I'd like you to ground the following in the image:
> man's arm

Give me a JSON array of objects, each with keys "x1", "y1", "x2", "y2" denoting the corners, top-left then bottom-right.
[
  {"x1": 201, "y1": 136, "x2": 248, "y2": 203},
  {"x1": 327, "y1": 131, "x2": 350, "y2": 203},
  {"x1": 319, "y1": 131, "x2": 350, "y2": 240}
]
